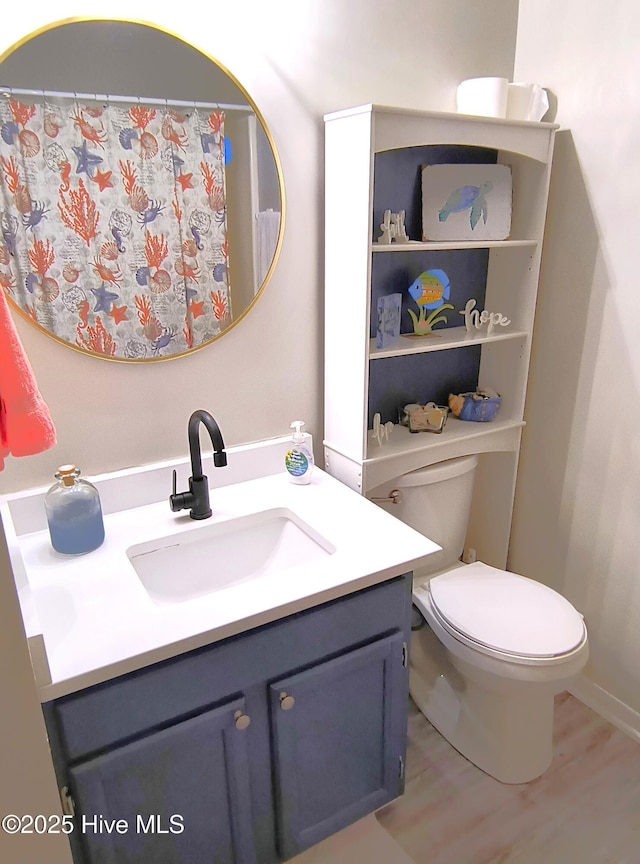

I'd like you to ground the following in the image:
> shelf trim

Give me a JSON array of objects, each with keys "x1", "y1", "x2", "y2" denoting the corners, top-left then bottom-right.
[
  {"x1": 369, "y1": 327, "x2": 528, "y2": 359},
  {"x1": 371, "y1": 239, "x2": 538, "y2": 252},
  {"x1": 323, "y1": 103, "x2": 559, "y2": 132},
  {"x1": 324, "y1": 418, "x2": 526, "y2": 467},
  {"x1": 363, "y1": 418, "x2": 526, "y2": 465}
]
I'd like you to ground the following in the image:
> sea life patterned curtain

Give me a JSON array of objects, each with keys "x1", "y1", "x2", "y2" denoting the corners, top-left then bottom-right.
[{"x1": 0, "y1": 93, "x2": 231, "y2": 359}]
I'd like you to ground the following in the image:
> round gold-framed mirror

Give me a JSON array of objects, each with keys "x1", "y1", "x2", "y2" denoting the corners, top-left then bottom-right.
[{"x1": 0, "y1": 18, "x2": 284, "y2": 361}]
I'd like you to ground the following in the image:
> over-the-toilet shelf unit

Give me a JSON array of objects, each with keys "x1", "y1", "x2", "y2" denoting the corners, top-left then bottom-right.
[{"x1": 323, "y1": 104, "x2": 557, "y2": 568}]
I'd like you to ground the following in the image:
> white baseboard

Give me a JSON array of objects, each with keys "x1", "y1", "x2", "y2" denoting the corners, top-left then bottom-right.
[{"x1": 569, "y1": 675, "x2": 640, "y2": 744}]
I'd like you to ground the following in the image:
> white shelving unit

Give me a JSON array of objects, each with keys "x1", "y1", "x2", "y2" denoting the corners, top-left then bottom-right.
[{"x1": 323, "y1": 104, "x2": 557, "y2": 568}]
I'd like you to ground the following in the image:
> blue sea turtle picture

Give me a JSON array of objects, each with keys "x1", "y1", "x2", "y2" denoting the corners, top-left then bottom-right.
[
  {"x1": 422, "y1": 164, "x2": 512, "y2": 241},
  {"x1": 438, "y1": 180, "x2": 493, "y2": 230}
]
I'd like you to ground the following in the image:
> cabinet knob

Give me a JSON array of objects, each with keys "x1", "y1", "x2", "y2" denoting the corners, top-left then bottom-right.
[
  {"x1": 234, "y1": 710, "x2": 251, "y2": 730},
  {"x1": 279, "y1": 691, "x2": 295, "y2": 710}
]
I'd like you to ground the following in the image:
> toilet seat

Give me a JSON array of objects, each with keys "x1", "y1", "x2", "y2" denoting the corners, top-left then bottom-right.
[{"x1": 423, "y1": 562, "x2": 586, "y2": 662}]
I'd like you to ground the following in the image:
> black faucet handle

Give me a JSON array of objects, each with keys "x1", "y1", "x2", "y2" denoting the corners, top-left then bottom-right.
[{"x1": 169, "y1": 469, "x2": 195, "y2": 513}]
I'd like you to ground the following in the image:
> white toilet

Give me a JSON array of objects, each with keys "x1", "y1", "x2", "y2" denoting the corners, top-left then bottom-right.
[{"x1": 370, "y1": 454, "x2": 588, "y2": 784}]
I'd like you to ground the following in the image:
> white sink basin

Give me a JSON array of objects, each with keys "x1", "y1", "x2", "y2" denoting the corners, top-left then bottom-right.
[{"x1": 126, "y1": 508, "x2": 335, "y2": 605}]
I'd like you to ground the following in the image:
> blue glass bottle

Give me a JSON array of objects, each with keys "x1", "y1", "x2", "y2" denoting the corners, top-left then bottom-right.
[{"x1": 44, "y1": 465, "x2": 105, "y2": 555}]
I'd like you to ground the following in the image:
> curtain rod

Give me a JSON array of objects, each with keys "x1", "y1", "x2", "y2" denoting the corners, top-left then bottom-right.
[{"x1": 0, "y1": 86, "x2": 254, "y2": 113}]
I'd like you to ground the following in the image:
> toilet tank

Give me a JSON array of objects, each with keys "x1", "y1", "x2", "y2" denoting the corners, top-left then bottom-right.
[{"x1": 370, "y1": 454, "x2": 478, "y2": 573}]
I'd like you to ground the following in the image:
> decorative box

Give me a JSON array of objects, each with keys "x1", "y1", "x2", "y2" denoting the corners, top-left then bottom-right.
[
  {"x1": 422, "y1": 163, "x2": 512, "y2": 241},
  {"x1": 448, "y1": 389, "x2": 502, "y2": 422},
  {"x1": 401, "y1": 402, "x2": 449, "y2": 434},
  {"x1": 376, "y1": 293, "x2": 402, "y2": 349}
]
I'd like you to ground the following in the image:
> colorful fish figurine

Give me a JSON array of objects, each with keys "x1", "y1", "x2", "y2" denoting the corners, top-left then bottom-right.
[
  {"x1": 407, "y1": 269, "x2": 454, "y2": 335},
  {"x1": 408, "y1": 269, "x2": 450, "y2": 308}
]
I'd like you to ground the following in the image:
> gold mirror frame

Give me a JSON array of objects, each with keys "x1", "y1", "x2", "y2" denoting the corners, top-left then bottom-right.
[{"x1": 0, "y1": 17, "x2": 285, "y2": 362}]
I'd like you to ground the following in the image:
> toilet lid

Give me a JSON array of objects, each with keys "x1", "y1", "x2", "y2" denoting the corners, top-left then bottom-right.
[{"x1": 428, "y1": 562, "x2": 585, "y2": 657}]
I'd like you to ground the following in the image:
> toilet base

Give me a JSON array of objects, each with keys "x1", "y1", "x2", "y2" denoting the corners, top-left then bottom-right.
[{"x1": 410, "y1": 624, "x2": 555, "y2": 784}]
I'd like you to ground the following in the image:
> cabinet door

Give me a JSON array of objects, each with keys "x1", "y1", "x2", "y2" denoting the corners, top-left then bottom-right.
[
  {"x1": 68, "y1": 697, "x2": 256, "y2": 864},
  {"x1": 269, "y1": 632, "x2": 407, "y2": 859}
]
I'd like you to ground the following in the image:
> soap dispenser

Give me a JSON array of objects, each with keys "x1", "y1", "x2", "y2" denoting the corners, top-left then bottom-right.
[
  {"x1": 44, "y1": 465, "x2": 105, "y2": 554},
  {"x1": 285, "y1": 421, "x2": 314, "y2": 485}
]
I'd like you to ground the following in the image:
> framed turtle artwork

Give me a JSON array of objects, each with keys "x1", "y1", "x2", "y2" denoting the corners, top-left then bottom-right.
[{"x1": 421, "y1": 163, "x2": 512, "y2": 241}]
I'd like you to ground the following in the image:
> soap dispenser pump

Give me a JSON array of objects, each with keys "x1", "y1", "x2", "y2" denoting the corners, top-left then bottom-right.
[{"x1": 285, "y1": 421, "x2": 314, "y2": 485}]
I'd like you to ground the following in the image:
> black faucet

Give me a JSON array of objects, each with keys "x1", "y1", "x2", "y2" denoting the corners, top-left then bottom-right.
[{"x1": 170, "y1": 410, "x2": 227, "y2": 519}]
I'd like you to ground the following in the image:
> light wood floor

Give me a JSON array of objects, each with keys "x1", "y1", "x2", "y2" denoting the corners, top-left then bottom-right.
[
  {"x1": 293, "y1": 692, "x2": 640, "y2": 864},
  {"x1": 376, "y1": 692, "x2": 640, "y2": 864}
]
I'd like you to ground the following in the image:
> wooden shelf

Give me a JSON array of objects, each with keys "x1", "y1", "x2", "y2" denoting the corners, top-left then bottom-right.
[
  {"x1": 371, "y1": 239, "x2": 538, "y2": 252},
  {"x1": 364, "y1": 416, "x2": 525, "y2": 465},
  {"x1": 324, "y1": 106, "x2": 556, "y2": 563},
  {"x1": 369, "y1": 327, "x2": 528, "y2": 359}
]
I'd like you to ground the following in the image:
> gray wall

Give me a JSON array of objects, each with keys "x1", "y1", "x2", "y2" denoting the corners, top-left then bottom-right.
[
  {"x1": 0, "y1": 21, "x2": 248, "y2": 103},
  {"x1": 510, "y1": 0, "x2": 640, "y2": 733}
]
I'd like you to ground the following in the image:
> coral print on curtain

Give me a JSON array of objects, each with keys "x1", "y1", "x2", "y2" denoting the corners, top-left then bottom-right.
[{"x1": 0, "y1": 93, "x2": 231, "y2": 359}]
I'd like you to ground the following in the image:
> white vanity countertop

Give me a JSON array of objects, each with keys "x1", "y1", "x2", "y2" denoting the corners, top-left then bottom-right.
[{"x1": 1, "y1": 459, "x2": 439, "y2": 702}]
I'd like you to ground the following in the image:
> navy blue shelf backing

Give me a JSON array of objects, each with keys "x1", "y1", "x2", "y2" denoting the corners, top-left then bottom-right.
[
  {"x1": 368, "y1": 346, "x2": 481, "y2": 428},
  {"x1": 372, "y1": 144, "x2": 498, "y2": 244},
  {"x1": 367, "y1": 145, "x2": 497, "y2": 428},
  {"x1": 370, "y1": 248, "x2": 489, "y2": 339}
]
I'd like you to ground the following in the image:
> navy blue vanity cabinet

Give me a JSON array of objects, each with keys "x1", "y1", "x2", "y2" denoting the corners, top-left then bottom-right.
[
  {"x1": 68, "y1": 697, "x2": 256, "y2": 864},
  {"x1": 270, "y1": 632, "x2": 406, "y2": 859},
  {"x1": 43, "y1": 574, "x2": 412, "y2": 864}
]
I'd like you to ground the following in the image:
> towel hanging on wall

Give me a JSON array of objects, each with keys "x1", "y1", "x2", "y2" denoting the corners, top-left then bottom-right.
[{"x1": 0, "y1": 289, "x2": 56, "y2": 470}]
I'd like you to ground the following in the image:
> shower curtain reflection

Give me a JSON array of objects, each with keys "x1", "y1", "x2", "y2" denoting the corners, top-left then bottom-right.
[{"x1": 0, "y1": 91, "x2": 231, "y2": 359}]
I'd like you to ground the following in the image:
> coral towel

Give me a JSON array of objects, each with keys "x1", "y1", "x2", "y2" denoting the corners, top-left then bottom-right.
[{"x1": 0, "y1": 290, "x2": 56, "y2": 470}]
